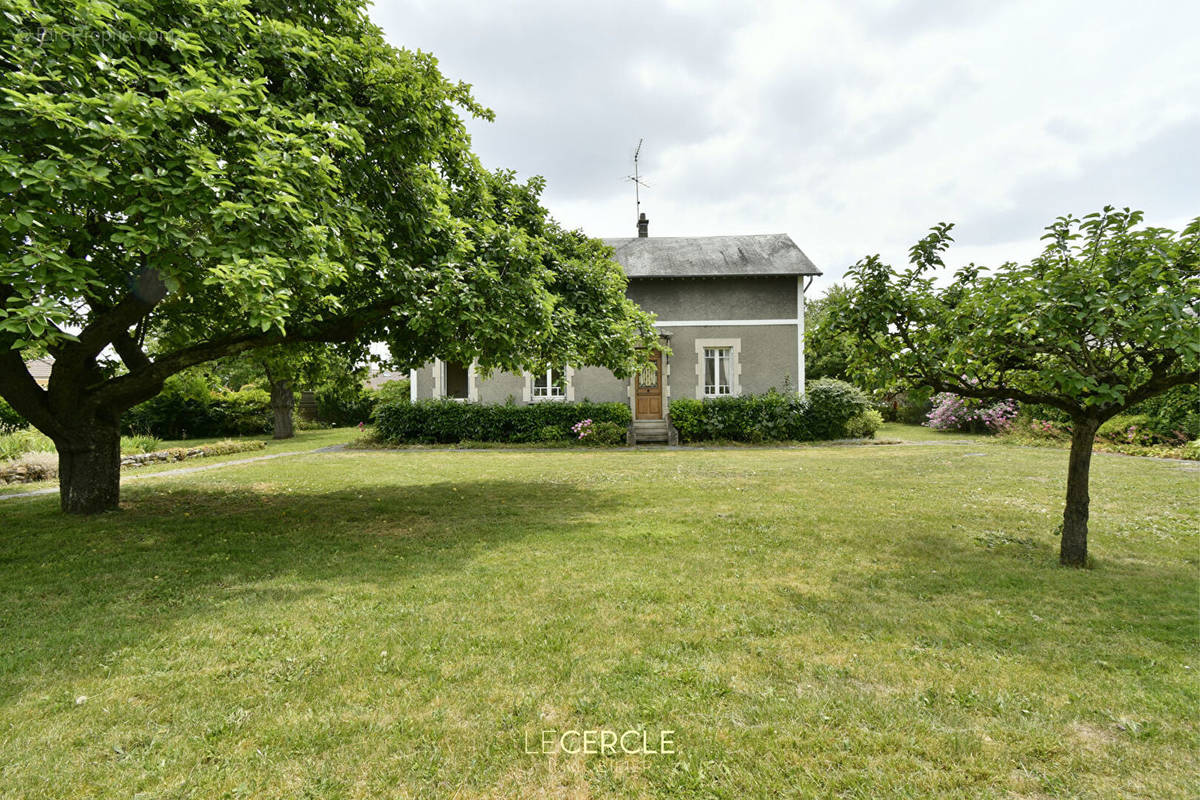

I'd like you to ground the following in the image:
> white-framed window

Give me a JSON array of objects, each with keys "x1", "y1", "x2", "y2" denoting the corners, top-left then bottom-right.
[
  {"x1": 523, "y1": 366, "x2": 574, "y2": 402},
  {"x1": 432, "y1": 358, "x2": 478, "y2": 402},
  {"x1": 703, "y1": 347, "x2": 732, "y2": 396},
  {"x1": 694, "y1": 338, "x2": 741, "y2": 398},
  {"x1": 532, "y1": 368, "x2": 566, "y2": 399}
]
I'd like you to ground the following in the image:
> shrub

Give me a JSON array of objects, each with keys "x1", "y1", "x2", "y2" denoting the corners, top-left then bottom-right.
[
  {"x1": 124, "y1": 373, "x2": 271, "y2": 438},
  {"x1": 926, "y1": 393, "x2": 1017, "y2": 434},
  {"x1": 121, "y1": 434, "x2": 163, "y2": 454},
  {"x1": 316, "y1": 383, "x2": 376, "y2": 426},
  {"x1": 0, "y1": 427, "x2": 55, "y2": 461},
  {"x1": 1021, "y1": 416, "x2": 1071, "y2": 440},
  {"x1": 1127, "y1": 383, "x2": 1199, "y2": 440},
  {"x1": 1096, "y1": 414, "x2": 1184, "y2": 446},
  {"x1": 532, "y1": 425, "x2": 568, "y2": 443},
  {"x1": 372, "y1": 379, "x2": 410, "y2": 408},
  {"x1": 374, "y1": 399, "x2": 631, "y2": 444},
  {"x1": 669, "y1": 380, "x2": 872, "y2": 443},
  {"x1": 879, "y1": 386, "x2": 933, "y2": 424},
  {"x1": 844, "y1": 409, "x2": 884, "y2": 439},
  {"x1": 580, "y1": 421, "x2": 626, "y2": 446},
  {"x1": 805, "y1": 379, "x2": 873, "y2": 440}
]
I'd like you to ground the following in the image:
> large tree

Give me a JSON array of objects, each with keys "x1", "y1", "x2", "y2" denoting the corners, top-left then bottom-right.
[
  {"x1": 0, "y1": 0, "x2": 656, "y2": 513},
  {"x1": 834, "y1": 208, "x2": 1198, "y2": 567},
  {"x1": 805, "y1": 283, "x2": 856, "y2": 382}
]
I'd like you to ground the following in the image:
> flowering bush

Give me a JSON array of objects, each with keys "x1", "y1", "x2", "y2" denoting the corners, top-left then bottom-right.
[
  {"x1": 571, "y1": 419, "x2": 594, "y2": 439},
  {"x1": 1027, "y1": 418, "x2": 1069, "y2": 439},
  {"x1": 926, "y1": 393, "x2": 1017, "y2": 433},
  {"x1": 1097, "y1": 414, "x2": 1188, "y2": 446}
]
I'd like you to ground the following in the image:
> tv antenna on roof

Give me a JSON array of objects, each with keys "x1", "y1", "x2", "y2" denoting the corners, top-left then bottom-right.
[{"x1": 624, "y1": 138, "x2": 649, "y2": 219}]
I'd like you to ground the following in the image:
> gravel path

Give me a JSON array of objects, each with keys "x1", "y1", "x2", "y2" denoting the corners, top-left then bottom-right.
[{"x1": 0, "y1": 444, "x2": 347, "y2": 501}]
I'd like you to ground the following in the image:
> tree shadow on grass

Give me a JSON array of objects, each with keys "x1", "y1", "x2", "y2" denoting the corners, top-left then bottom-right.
[
  {"x1": 777, "y1": 524, "x2": 1198, "y2": 661},
  {"x1": 0, "y1": 478, "x2": 612, "y2": 700}
]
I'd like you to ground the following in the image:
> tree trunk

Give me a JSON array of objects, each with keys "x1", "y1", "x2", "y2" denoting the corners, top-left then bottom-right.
[
  {"x1": 57, "y1": 419, "x2": 122, "y2": 514},
  {"x1": 1060, "y1": 416, "x2": 1101, "y2": 567},
  {"x1": 270, "y1": 379, "x2": 295, "y2": 440}
]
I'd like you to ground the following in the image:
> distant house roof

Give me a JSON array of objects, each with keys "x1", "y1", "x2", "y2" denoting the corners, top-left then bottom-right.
[
  {"x1": 25, "y1": 356, "x2": 53, "y2": 386},
  {"x1": 364, "y1": 370, "x2": 411, "y2": 390},
  {"x1": 601, "y1": 234, "x2": 821, "y2": 279}
]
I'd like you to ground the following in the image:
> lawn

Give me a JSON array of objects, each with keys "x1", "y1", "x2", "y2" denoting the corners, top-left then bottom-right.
[
  {"x1": 0, "y1": 428, "x2": 358, "y2": 497},
  {"x1": 0, "y1": 440, "x2": 1196, "y2": 797}
]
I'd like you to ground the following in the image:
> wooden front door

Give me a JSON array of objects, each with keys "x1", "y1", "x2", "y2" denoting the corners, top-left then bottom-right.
[{"x1": 635, "y1": 350, "x2": 663, "y2": 419}]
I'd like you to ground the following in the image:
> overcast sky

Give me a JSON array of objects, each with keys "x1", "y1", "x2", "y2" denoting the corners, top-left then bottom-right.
[{"x1": 372, "y1": 0, "x2": 1199, "y2": 296}]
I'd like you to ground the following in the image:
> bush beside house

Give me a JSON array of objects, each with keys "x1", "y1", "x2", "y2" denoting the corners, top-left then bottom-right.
[
  {"x1": 374, "y1": 400, "x2": 632, "y2": 444},
  {"x1": 669, "y1": 379, "x2": 879, "y2": 443}
]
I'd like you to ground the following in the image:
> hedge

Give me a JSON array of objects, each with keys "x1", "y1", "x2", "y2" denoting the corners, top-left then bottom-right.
[
  {"x1": 374, "y1": 399, "x2": 631, "y2": 444},
  {"x1": 123, "y1": 384, "x2": 272, "y2": 439},
  {"x1": 668, "y1": 379, "x2": 876, "y2": 443}
]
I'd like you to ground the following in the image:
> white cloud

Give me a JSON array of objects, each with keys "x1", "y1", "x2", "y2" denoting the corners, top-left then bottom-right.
[{"x1": 370, "y1": 0, "x2": 1200, "y2": 294}]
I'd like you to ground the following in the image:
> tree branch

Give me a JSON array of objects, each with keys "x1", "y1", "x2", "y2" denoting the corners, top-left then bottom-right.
[
  {"x1": 90, "y1": 297, "x2": 404, "y2": 410},
  {"x1": 0, "y1": 346, "x2": 64, "y2": 438},
  {"x1": 111, "y1": 331, "x2": 152, "y2": 372}
]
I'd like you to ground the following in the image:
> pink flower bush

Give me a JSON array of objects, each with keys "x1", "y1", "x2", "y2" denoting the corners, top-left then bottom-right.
[
  {"x1": 571, "y1": 419, "x2": 594, "y2": 439},
  {"x1": 926, "y1": 393, "x2": 1017, "y2": 434}
]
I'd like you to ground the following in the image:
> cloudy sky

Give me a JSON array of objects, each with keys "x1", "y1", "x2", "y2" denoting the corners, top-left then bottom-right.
[{"x1": 372, "y1": 0, "x2": 1199, "y2": 295}]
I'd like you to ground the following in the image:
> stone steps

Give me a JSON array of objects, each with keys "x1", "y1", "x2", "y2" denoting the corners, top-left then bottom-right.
[{"x1": 632, "y1": 420, "x2": 670, "y2": 444}]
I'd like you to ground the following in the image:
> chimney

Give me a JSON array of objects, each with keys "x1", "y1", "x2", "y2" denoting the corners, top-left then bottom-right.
[{"x1": 637, "y1": 212, "x2": 649, "y2": 238}]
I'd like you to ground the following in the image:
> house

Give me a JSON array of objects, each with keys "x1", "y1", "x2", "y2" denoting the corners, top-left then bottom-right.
[
  {"x1": 24, "y1": 356, "x2": 53, "y2": 388},
  {"x1": 408, "y1": 214, "x2": 822, "y2": 442}
]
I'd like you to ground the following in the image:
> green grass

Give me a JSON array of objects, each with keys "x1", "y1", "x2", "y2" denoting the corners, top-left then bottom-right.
[
  {"x1": 0, "y1": 441, "x2": 1196, "y2": 797},
  {"x1": 0, "y1": 428, "x2": 356, "y2": 496}
]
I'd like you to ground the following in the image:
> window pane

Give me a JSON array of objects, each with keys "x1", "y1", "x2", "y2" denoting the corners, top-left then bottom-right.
[
  {"x1": 703, "y1": 347, "x2": 731, "y2": 396},
  {"x1": 534, "y1": 369, "x2": 565, "y2": 398},
  {"x1": 445, "y1": 362, "x2": 469, "y2": 398}
]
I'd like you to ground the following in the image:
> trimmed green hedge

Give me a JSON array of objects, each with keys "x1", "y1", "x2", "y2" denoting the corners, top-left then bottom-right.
[
  {"x1": 124, "y1": 385, "x2": 272, "y2": 438},
  {"x1": 374, "y1": 400, "x2": 631, "y2": 444},
  {"x1": 669, "y1": 379, "x2": 875, "y2": 443}
]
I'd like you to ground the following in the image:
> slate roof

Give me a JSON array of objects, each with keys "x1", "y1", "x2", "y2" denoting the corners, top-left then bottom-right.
[{"x1": 601, "y1": 234, "x2": 821, "y2": 279}]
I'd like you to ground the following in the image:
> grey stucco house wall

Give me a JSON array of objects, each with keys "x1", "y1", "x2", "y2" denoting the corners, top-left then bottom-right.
[{"x1": 407, "y1": 225, "x2": 821, "y2": 432}]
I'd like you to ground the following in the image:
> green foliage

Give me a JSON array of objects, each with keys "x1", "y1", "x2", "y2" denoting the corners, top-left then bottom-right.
[
  {"x1": 0, "y1": 429, "x2": 163, "y2": 461},
  {"x1": 1126, "y1": 383, "x2": 1199, "y2": 439},
  {"x1": 123, "y1": 373, "x2": 271, "y2": 439},
  {"x1": 0, "y1": 396, "x2": 25, "y2": 428},
  {"x1": 0, "y1": 427, "x2": 55, "y2": 461},
  {"x1": 0, "y1": 0, "x2": 656, "y2": 470},
  {"x1": 372, "y1": 379, "x2": 411, "y2": 408},
  {"x1": 879, "y1": 387, "x2": 934, "y2": 424},
  {"x1": 668, "y1": 381, "x2": 872, "y2": 443},
  {"x1": 315, "y1": 384, "x2": 375, "y2": 427},
  {"x1": 805, "y1": 379, "x2": 874, "y2": 440},
  {"x1": 845, "y1": 409, "x2": 884, "y2": 439},
  {"x1": 1097, "y1": 414, "x2": 1188, "y2": 446},
  {"x1": 374, "y1": 400, "x2": 631, "y2": 444},
  {"x1": 580, "y1": 421, "x2": 626, "y2": 446},
  {"x1": 121, "y1": 434, "x2": 163, "y2": 454},
  {"x1": 531, "y1": 425, "x2": 568, "y2": 443},
  {"x1": 835, "y1": 208, "x2": 1199, "y2": 419},
  {"x1": 806, "y1": 284, "x2": 858, "y2": 383}
]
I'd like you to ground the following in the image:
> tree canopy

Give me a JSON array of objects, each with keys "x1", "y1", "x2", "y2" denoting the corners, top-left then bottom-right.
[
  {"x1": 833, "y1": 207, "x2": 1199, "y2": 566},
  {"x1": 0, "y1": 0, "x2": 656, "y2": 512}
]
